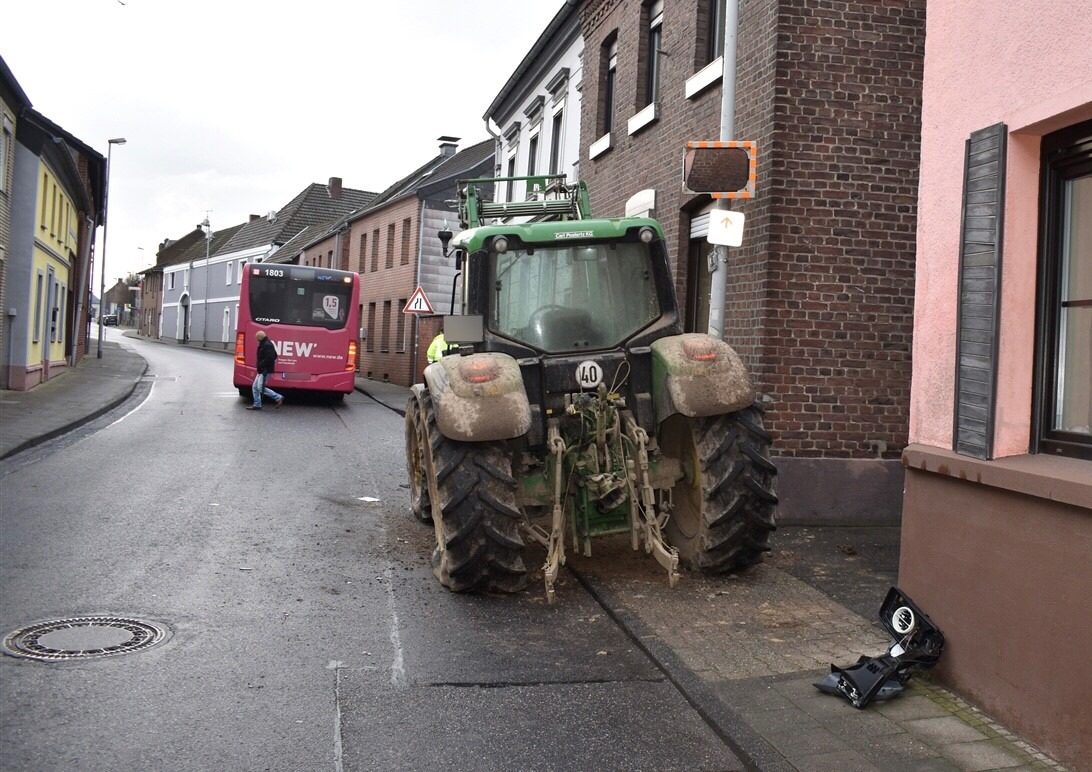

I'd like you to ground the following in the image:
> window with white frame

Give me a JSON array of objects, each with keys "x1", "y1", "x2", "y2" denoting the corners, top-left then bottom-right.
[
  {"x1": 0, "y1": 120, "x2": 10, "y2": 194},
  {"x1": 506, "y1": 155, "x2": 517, "y2": 201},
  {"x1": 527, "y1": 133, "x2": 539, "y2": 177},
  {"x1": 1035, "y1": 119, "x2": 1092, "y2": 460},
  {"x1": 549, "y1": 109, "x2": 564, "y2": 175},
  {"x1": 705, "y1": 0, "x2": 727, "y2": 65},
  {"x1": 502, "y1": 121, "x2": 521, "y2": 202},
  {"x1": 33, "y1": 272, "x2": 43, "y2": 343},
  {"x1": 643, "y1": 1, "x2": 664, "y2": 107},
  {"x1": 602, "y1": 36, "x2": 618, "y2": 135}
]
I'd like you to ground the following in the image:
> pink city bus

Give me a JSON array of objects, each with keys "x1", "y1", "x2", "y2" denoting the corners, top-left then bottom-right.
[{"x1": 233, "y1": 263, "x2": 360, "y2": 399}]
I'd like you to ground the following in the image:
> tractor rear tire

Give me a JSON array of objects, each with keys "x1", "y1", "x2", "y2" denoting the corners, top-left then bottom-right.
[
  {"x1": 660, "y1": 403, "x2": 777, "y2": 573},
  {"x1": 405, "y1": 397, "x2": 432, "y2": 523},
  {"x1": 414, "y1": 391, "x2": 527, "y2": 593}
]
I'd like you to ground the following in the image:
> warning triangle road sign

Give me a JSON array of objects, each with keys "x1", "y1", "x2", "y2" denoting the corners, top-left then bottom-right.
[{"x1": 403, "y1": 286, "x2": 434, "y2": 315}]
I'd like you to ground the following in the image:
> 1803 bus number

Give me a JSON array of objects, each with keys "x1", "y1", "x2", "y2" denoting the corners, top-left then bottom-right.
[{"x1": 576, "y1": 360, "x2": 602, "y2": 389}]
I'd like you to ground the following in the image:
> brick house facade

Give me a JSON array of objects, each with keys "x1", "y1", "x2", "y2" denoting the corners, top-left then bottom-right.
[
  {"x1": 577, "y1": 0, "x2": 926, "y2": 522},
  {"x1": 347, "y1": 139, "x2": 494, "y2": 387},
  {"x1": 349, "y1": 194, "x2": 421, "y2": 386}
]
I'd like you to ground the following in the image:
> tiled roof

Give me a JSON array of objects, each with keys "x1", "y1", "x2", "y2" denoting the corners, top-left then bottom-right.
[
  {"x1": 219, "y1": 183, "x2": 376, "y2": 254},
  {"x1": 159, "y1": 223, "x2": 247, "y2": 268},
  {"x1": 352, "y1": 139, "x2": 495, "y2": 217},
  {"x1": 416, "y1": 139, "x2": 494, "y2": 198},
  {"x1": 265, "y1": 224, "x2": 323, "y2": 265}
]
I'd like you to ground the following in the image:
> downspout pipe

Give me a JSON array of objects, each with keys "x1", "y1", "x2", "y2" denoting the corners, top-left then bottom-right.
[
  {"x1": 74, "y1": 215, "x2": 95, "y2": 361},
  {"x1": 707, "y1": 0, "x2": 739, "y2": 341}
]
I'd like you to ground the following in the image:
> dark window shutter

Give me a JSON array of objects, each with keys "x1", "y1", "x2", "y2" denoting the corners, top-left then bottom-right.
[{"x1": 953, "y1": 123, "x2": 1007, "y2": 459}]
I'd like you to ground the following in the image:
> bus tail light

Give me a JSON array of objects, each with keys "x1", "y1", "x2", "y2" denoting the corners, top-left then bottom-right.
[
  {"x1": 346, "y1": 340, "x2": 358, "y2": 371},
  {"x1": 460, "y1": 357, "x2": 499, "y2": 384},
  {"x1": 234, "y1": 332, "x2": 246, "y2": 365}
]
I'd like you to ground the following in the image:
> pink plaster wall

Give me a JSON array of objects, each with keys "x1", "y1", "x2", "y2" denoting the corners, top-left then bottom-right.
[{"x1": 910, "y1": 1, "x2": 1092, "y2": 455}]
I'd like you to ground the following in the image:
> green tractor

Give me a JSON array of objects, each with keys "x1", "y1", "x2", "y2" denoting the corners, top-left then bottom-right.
[{"x1": 405, "y1": 174, "x2": 776, "y2": 603}]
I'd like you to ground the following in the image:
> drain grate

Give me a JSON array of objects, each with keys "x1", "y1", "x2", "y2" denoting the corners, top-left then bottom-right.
[{"x1": 2, "y1": 616, "x2": 168, "y2": 661}]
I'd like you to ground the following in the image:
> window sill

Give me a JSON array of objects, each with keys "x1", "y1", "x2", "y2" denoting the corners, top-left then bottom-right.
[
  {"x1": 686, "y1": 57, "x2": 723, "y2": 99},
  {"x1": 589, "y1": 133, "x2": 612, "y2": 160},
  {"x1": 902, "y1": 444, "x2": 1092, "y2": 509},
  {"x1": 627, "y1": 102, "x2": 658, "y2": 136}
]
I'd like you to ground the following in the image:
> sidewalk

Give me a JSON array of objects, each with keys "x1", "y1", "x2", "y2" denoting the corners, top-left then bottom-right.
[
  {"x1": 0, "y1": 336, "x2": 1070, "y2": 771},
  {"x1": 0, "y1": 340, "x2": 148, "y2": 459}
]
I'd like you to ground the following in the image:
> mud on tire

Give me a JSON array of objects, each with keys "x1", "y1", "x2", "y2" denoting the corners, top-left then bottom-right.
[
  {"x1": 414, "y1": 392, "x2": 527, "y2": 593},
  {"x1": 660, "y1": 402, "x2": 778, "y2": 573},
  {"x1": 405, "y1": 397, "x2": 432, "y2": 523}
]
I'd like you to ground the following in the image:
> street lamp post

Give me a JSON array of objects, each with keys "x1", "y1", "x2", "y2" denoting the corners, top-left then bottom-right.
[
  {"x1": 199, "y1": 217, "x2": 211, "y2": 347},
  {"x1": 97, "y1": 137, "x2": 127, "y2": 358}
]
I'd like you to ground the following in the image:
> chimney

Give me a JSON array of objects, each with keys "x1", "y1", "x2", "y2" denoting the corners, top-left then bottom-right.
[
  {"x1": 249, "y1": 214, "x2": 261, "y2": 222},
  {"x1": 438, "y1": 135, "x2": 460, "y2": 159},
  {"x1": 328, "y1": 177, "x2": 343, "y2": 200}
]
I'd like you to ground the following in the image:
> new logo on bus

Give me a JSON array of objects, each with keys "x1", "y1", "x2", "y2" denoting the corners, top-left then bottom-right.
[{"x1": 273, "y1": 341, "x2": 316, "y2": 357}]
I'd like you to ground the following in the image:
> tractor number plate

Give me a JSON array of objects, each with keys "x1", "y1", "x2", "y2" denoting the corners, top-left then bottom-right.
[{"x1": 576, "y1": 360, "x2": 602, "y2": 389}]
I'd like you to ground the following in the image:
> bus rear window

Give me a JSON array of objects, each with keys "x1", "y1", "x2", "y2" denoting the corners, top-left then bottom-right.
[{"x1": 249, "y1": 275, "x2": 351, "y2": 329}]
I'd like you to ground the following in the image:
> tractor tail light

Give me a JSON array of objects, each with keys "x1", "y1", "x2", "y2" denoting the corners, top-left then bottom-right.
[
  {"x1": 682, "y1": 337, "x2": 718, "y2": 362},
  {"x1": 460, "y1": 357, "x2": 499, "y2": 384}
]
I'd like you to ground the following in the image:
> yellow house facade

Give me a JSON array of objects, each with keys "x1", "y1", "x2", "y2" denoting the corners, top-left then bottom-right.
[
  {"x1": 5, "y1": 103, "x2": 104, "y2": 391},
  {"x1": 26, "y1": 159, "x2": 81, "y2": 379}
]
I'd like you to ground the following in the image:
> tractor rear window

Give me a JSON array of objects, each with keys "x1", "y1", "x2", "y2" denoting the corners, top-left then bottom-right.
[{"x1": 490, "y1": 242, "x2": 661, "y2": 351}]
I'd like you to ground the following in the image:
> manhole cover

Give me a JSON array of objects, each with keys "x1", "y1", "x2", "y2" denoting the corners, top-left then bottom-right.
[{"x1": 2, "y1": 617, "x2": 168, "y2": 661}]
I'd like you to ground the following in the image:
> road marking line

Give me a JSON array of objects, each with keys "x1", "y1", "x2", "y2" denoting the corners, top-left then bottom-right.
[{"x1": 385, "y1": 563, "x2": 406, "y2": 687}]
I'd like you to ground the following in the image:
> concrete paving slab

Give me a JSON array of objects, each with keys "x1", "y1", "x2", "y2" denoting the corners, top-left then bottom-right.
[
  {"x1": 743, "y1": 708, "x2": 849, "y2": 758},
  {"x1": 906, "y1": 716, "x2": 992, "y2": 745},
  {"x1": 875, "y1": 692, "x2": 956, "y2": 721},
  {"x1": 790, "y1": 748, "x2": 881, "y2": 772},
  {"x1": 854, "y1": 731, "x2": 948, "y2": 768},
  {"x1": 940, "y1": 740, "x2": 1028, "y2": 772},
  {"x1": 815, "y1": 705, "x2": 906, "y2": 738}
]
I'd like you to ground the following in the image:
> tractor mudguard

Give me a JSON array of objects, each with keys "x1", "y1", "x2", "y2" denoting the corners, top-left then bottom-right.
[
  {"x1": 423, "y1": 352, "x2": 532, "y2": 442},
  {"x1": 651, "y1": 333, "x2": 755, "y2": 419}
]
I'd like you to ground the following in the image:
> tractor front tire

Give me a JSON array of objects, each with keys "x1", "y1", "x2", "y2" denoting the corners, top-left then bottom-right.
[
  {"x1": 413, "y1": 391, "x2": 527, "y2": 593},
  {"x1": 660, "y1": 403, "x2": 777, "y2": 573}
]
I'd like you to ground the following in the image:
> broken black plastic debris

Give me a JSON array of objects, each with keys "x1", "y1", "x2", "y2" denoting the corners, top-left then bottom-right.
[{"x1": 814, "y1": 586, "x2": 945, "y2": 709}]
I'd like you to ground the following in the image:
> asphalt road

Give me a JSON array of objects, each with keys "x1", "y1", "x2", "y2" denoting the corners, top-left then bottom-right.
[{"x1": 0, "y1": 336, "x2": 743, "y2": 771}]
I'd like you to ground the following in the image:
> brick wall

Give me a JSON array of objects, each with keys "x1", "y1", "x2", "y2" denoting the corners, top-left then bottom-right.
[
  {"x1": 759, "y1": 0, "x2": 925, "y2": 460},
  {"x1": 348, "y1": 195, "x2": 421, "y2": 386},
  {"x1": 578, "y1": 0, "x2": 924, "y2": 466}
]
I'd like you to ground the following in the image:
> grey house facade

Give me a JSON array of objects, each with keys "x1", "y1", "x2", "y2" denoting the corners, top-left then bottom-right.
[{"x1": 157, "y1": 178, "x2": 374, "y2": 348}]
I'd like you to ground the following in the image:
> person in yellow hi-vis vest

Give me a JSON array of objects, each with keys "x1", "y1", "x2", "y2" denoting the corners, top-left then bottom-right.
[{"x1": 427, "y1": 331, "x2": 449, "y2": 363}]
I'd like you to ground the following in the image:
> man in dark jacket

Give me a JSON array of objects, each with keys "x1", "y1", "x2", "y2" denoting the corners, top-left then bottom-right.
[{"x1": 248, "y1": 330, "x2": 284, "y2": 410}]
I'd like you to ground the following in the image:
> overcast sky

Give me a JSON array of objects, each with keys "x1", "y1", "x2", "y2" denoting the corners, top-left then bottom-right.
[{"x1": 2, "y1": 0, "x2": 563, "y2": 289}]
